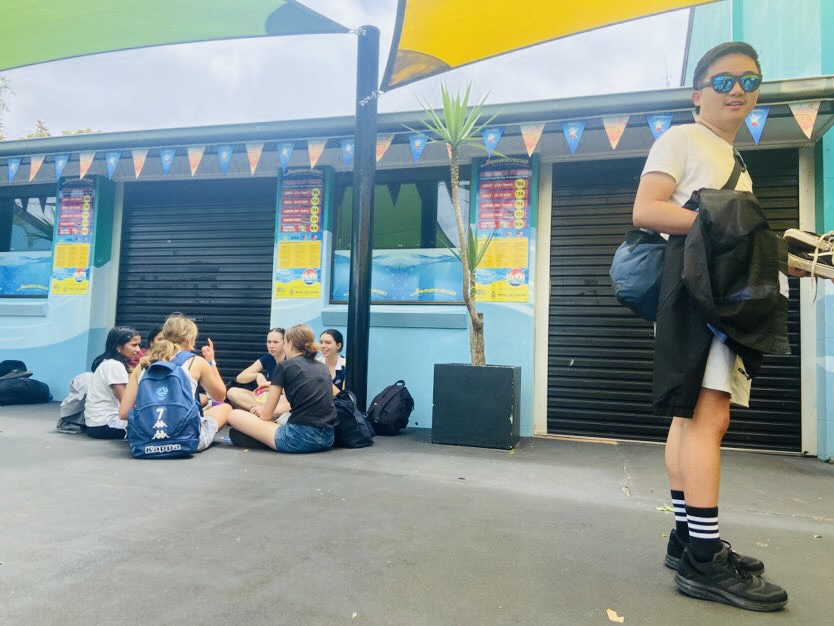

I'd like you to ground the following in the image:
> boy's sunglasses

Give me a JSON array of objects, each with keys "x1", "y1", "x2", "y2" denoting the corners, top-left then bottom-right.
[{"x1": 703, "y1": 72, "x2": 762, "y2": 94}]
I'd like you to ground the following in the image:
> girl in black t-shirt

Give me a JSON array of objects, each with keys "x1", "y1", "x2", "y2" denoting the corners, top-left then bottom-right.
[{"x1": 226, "y1": 324, "x2": 336, "y2": 453}]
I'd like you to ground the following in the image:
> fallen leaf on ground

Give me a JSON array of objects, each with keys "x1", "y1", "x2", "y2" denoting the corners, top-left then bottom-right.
[
  {"x1": 656, "y1": 504, "x2": 674, "y2": 513},
  {"x1": 352, "y1": 612, "x2": 358, "y2": 619},
  {"x1": 606, "y1": 608, "x2": 625, "y2": 623}
]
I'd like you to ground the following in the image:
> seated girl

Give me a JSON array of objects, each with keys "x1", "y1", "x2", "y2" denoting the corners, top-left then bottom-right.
[
  {"x1": 227, "y1": 327, "x2": 290, "y2": 415},
  {"x1": 84, "y1": 327, "x2": 141, "y2": 439},
  {"x1": 317, "y1": 328, "x2": 346, "y2": 395},
  {"x1": 226, "y1": 324, "x2": 337, "y2": 453},
  {"x1": 119, "y1": 313, "x2": 232, "y2": 452}
]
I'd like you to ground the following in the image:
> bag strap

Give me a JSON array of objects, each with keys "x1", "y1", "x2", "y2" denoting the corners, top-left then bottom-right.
[{"x1": 721, "y1": 151, "x2": 745, "y2": 190}]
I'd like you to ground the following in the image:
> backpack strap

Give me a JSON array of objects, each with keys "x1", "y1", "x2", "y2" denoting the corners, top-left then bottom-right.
[
  {"x1": 170, "y1": 351, "x2": 203, "y2": 415},
  {"x1": 722, "y1": 151, "x2": 745, "y2": 190}
]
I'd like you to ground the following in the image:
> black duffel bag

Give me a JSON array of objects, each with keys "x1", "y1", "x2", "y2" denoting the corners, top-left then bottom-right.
[{"x1": 0, "y1": 360, "x2": 51, "y2": 405}]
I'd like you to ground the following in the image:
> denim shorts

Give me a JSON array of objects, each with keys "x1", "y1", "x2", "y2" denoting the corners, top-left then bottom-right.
[{"x1": 274, "y1": 422, "x2": 334, "y2": 454}]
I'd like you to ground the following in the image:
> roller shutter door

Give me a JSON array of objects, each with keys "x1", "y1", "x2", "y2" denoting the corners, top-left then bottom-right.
[
  {"x1": 117, "y1": 178, "x2": 277, "y2": 383},
  {"x1": 548, "y1": 150, "x2": 801, "y2": 451}
]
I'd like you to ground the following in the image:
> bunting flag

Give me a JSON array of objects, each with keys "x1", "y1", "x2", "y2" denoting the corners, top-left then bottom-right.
[
  {"x1": 78, "y1": 151, "x2": 95, "y2": 179},
  {"x1": 745, "y1": 106, "x2": 769, "y2": 145},
  {"x1": 105, "y1": 151, "x2": 121, "y2": 179},
  {"x1": 29, "y1": 155, "x2": 45, "y2": 181},
  {"x1": 187, "y1": 145, "x2": 205, "y2": 176},
  {"x1": 481, "y1": 127, "x2": 503, "y2": 157},
  {"x1": 789, "y1": 101, "x2": 820, "y2": 139},
  {"x1": 646, "y1": 113, "x2": 673, "y2": 140},
  {"x1": 278, "y1": 142, "x2": 295, "y2": 174},
  {"x1": 408, "y1": 133, "x2": 428, "y2": 163},
  {"x1": 388, "y1": 182, "x2": 402, "y2": 206},
  {"x1": 307, "y1": 139, "x2": 327, "y2": 169},
  {"x1": 519, "y1": 123, "x2": 545, "y2": 156},
  {"x1": 246, "y1": 142, "x2": 263, "y2": 175},
  {"x1": 341, "y1": 138, "x2": 355, "y2": 167},
  {"x1": 561, "y1": 121, "x2": 586, "y2": 156},
  {"x1": 217, "y1": 145, "x2": 233, "y2": 175},
  {"x1": 602, "y1": 115, "x2": 629, "y2": 150},
  {"x1": 160, "y1": 147, "x2": 177, "y2": 176},
  {"x1": 376, "y1": 133, "x2": 395, "y2": 162},
  {"x1": 54, "y1": 154, "x2": 69, "y2": 180},
  {"x1": 7, "y1": 157, "x2": 21, "y2": 184},
  {"x1": 132, "y1": 148, "x2": 148, "y2": 179}
]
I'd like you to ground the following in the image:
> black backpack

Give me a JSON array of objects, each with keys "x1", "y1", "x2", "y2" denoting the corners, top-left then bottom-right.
[
  {"x1": 333, "y1": 390, "x2": 375, "y2": 448},
  {"x1": 367, "y1": 380, "x2": 414, "y2": 436},
  {"x1": 0, "y1": 360, "x2": 51, "y2": 406}
]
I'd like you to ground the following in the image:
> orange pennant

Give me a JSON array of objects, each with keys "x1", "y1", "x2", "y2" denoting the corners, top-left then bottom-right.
[
  {"x1": 789, "y1": 101, "x2": 820, "y2": 139},
  {"x1": 520, "y1": 123, "x2": 545, "y2": 156},
  {"x1": 187, "y1": 145, "x2": 205, "y2": 176},
  {"x1": 602, "y1": 115, "x2": 629, "y2": 150},
  {"x1": 307, "y1": 139, "x2": 327, "y2": 169},
  {"x1": 29, "y1": 155, "x2": 45, "y2": 181},
  {"x1": 246, "y1": 143, "x2": 264, "y2": 175},
  {"x1": 78, "y1": 151, "x2": 95, "y2": 179},
  {"x1": 376, "y1": 134, "x2": 394, "y2": 162}
]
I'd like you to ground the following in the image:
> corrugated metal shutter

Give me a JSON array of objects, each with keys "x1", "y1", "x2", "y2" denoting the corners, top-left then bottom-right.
[
  {"x1": 548, "y1": 150, "x2": 801, "y2": 451},
  {"x1": 117, "y1": 178, "x2": 277, "y2": 383}
]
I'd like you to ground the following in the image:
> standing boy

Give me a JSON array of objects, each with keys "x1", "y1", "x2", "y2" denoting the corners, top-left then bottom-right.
[{"x1": 632, "y1": 42, "x2": 788, "y2": 611}]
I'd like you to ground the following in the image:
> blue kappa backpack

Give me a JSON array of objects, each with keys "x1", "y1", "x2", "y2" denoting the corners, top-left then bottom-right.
[{"x1": 127, "y1": 351, "x2": 201, "y2": 459}]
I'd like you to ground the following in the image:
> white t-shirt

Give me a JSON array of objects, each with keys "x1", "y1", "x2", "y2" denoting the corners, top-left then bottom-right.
[{"x1": 84, "y1": 359, "x2": 129, "y2": 428}]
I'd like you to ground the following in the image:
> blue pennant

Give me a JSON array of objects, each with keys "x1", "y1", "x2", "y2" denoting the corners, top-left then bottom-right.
[
  {"x1": 646, "y1": 114, "x2": 674, "y2": 140},
  {"x1": 217, "y1": 145, "x2": 233, "y2": 175},
  {"x1": 481, "y1": 127, "x2": 503, "y2": 157},
  {"x1": 54, "y1": 154, "x2": 69, "y2": 180},
  {"x1": 160, "y1": 148, "x2": 176, "y2": 176},
  {"x1": 7, "y1": 157, "x2": 21, "y2": 184},
  {"x1": 341, "y1": 138, "x2": 355, "y2": 167},
  {"x1": 278, "y1": 142, "x2": 295, "y2": 174},
  {"x1": 105, "y1": 151, "x2": 121, "y2": 180},
  {"x1": 745, "y1": 107, "x2": 769, "y2": 145},
  {"x1": 561, "y1": 121, "x2": 586, "y2": 156},
  {"x1": 408, "y1": 133, "x2": 428, "y2": 163}
]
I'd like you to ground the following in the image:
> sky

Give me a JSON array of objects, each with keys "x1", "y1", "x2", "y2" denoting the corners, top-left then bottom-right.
[{"x1": 0, "y1": 1, "x2": 692, "y2": 140}]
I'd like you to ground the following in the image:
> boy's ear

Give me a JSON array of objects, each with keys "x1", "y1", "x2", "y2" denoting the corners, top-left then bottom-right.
[{"x1": 691, "y1": 89, "x2": 702, "y2": 108}]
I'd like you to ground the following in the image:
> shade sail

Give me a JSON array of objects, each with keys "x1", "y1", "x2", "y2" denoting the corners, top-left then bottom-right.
[
  {"x1": 0, "y1": 0, "x2": 348, "y2": 71},
  {"x1": 381, "y1": 0, "x2": 717, "y2": 90}
]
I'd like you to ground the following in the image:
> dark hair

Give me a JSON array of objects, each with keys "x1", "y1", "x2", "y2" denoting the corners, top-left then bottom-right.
[
  {"x1": 268, "y1": 327, "x2": 285, "y2": 338},
  {"x1": 91, "y1": 326, "x2": 140, "y2": 372},
  {"x1": 285, "y1": 324, "x2": 319, "y2": 360},
  {"x1": 320, "y1": 328, "x2": 343, "y2": 349},
  {"x1": 692, "y1": 41, "x2": 761, "y2": 89},
  {"x1": 146, "y1": 325, "x2": 163, "y2": 348}
]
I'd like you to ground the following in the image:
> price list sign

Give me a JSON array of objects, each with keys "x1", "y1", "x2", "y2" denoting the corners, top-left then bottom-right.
[
  {"x1": 474, "y1": 157, "x2": 534, "y2": 302},
  {"x1": 274, "y1": 169, "x2": 325, "y2": 299},
  {"x1": 51, "y1": 179, "x2": 95, "y2": 295}
]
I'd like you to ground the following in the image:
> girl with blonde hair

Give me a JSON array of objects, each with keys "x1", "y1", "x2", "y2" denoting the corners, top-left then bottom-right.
[
  {"x1": 119, "y1": 313, "x2": 231, "y2": 452},
  {"x1": 226, "y1": 323, "x2": 336, "y2": 453}
]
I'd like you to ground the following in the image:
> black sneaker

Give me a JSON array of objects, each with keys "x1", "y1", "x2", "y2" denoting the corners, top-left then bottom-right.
[
  {"x1": 664, "y1": 530, "x2": 765, "y2": 576},
  {"x1": 674, "y1": 546, "x2": 787, "y2": 612}
]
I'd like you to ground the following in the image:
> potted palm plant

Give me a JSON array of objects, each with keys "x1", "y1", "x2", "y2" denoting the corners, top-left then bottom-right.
[{"x1": 409, "y1": 84, "x2": 521, "y2": 449}]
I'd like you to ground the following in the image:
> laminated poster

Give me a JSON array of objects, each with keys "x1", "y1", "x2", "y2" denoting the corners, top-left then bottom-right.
[
  {"x1": 51, "y1": 179, "x2": 95, "y2": 295},
  {"x1": 274, "y1": 169, "x2": 324, "y2": 299},
  {"x1": 474, "y1": 157, "x2": 533, "y2": 302}
]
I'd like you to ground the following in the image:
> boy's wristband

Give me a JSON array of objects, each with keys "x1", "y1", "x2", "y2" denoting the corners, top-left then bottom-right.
[{"x1": 208, "y1": 360, "x2": 216, "y2": 367}]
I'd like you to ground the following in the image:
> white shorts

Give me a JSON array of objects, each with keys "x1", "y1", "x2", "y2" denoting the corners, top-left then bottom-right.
[
  {"x1": 197, "y1": 415, "x2": 219, "y2": 452},
  {"x1": 701, "y1": 336, "x2": 751, "y2": 407}
]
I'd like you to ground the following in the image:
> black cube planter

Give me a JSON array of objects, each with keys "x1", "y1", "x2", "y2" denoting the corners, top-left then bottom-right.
[{"x1": 431, "y1": 363, "x2": 520, "y2": 449}]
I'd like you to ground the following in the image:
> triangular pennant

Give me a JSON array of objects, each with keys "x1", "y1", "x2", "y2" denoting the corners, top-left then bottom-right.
[
  {"x1": 29, "y1": 155, "x2": 45, "y2": 181},
  {"x1": 376, "y1": 133, "x2": 394, "y2": 163},
  {"x1": 105, "y1": 151, "x2": 121, "y2": 180},
  {"x1": 246, "y1": 142, "x2": 264, "y2": 175},
  {"x1": 341, "y1": 138, "x2": 355, "y2": 167},
  {"x1": 132, "y1": 149, "x2": 148, "y2": 179},
  {"x1": 54, "y1": 154, "x2": 69, "y2": 180},
  {"x1": 789, "y1": 101, "x2": 820, "y2": 139},
  {"x1": 7, "y1": 157, "x2": 21, "y2": 184},
  {"x1": 602, "y1": 115, "x2": 629, "y2": 150},
  {"x1": 307, "y1": 139, "x2": 327, "y2": 169},
  {"x1": 278, "y1": 142, "x2": 295, "y2": 174},
  {"x1": 408, "y1": 133, "x2": 428, "y2": 163},
  {"x1": 646, "y1": 114, "x2": 673, "y2": 140},
  {"x1": 387, "y1": 182, "x2": 402, "y2": 206},
  {"x1": 160, "y1": 147, "x2": 176, "y2": 176},
  {"x1": 217, "y1": 145, "x2": 233, "y2": 175},
  {"x1": 519, "y1": 123, "x2": 545, "y2": 156},
  {"x1": 481, "y1": 127, "x2": 503, "y2": 157},
  {"x1": 745, "y1": 107, "x2": 769, "y2": 145},
  {"x1": 187, "y1": 145, "x2": 205, "y2": 176},
  {"x1": 561, "y1": 121, "x2": 586, "y2": 156},
  {"x1": 78, "y1": 151, "x2": 95, "y2": 179}
]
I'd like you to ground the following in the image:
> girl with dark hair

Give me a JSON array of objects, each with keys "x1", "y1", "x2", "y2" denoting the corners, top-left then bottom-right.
[
  {"x1": 226, "y1": 324, "x2": 336, "y2": 453},
  {"x1": 317, "y1": 328, "x2": 346, "y2": 394},
  {"x1": 85, "y1": 326, "x2": 141, "y2": 439}
]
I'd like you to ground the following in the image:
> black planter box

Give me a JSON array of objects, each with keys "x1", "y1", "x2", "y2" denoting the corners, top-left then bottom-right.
[{"x1": 431, "y1": 363, "x2": 520, "y2": 449}]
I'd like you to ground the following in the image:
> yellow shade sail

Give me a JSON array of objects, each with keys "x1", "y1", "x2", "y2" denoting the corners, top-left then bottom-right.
[{"x1": 381, "y1": 0, "x2": 717, "y2": 90}]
